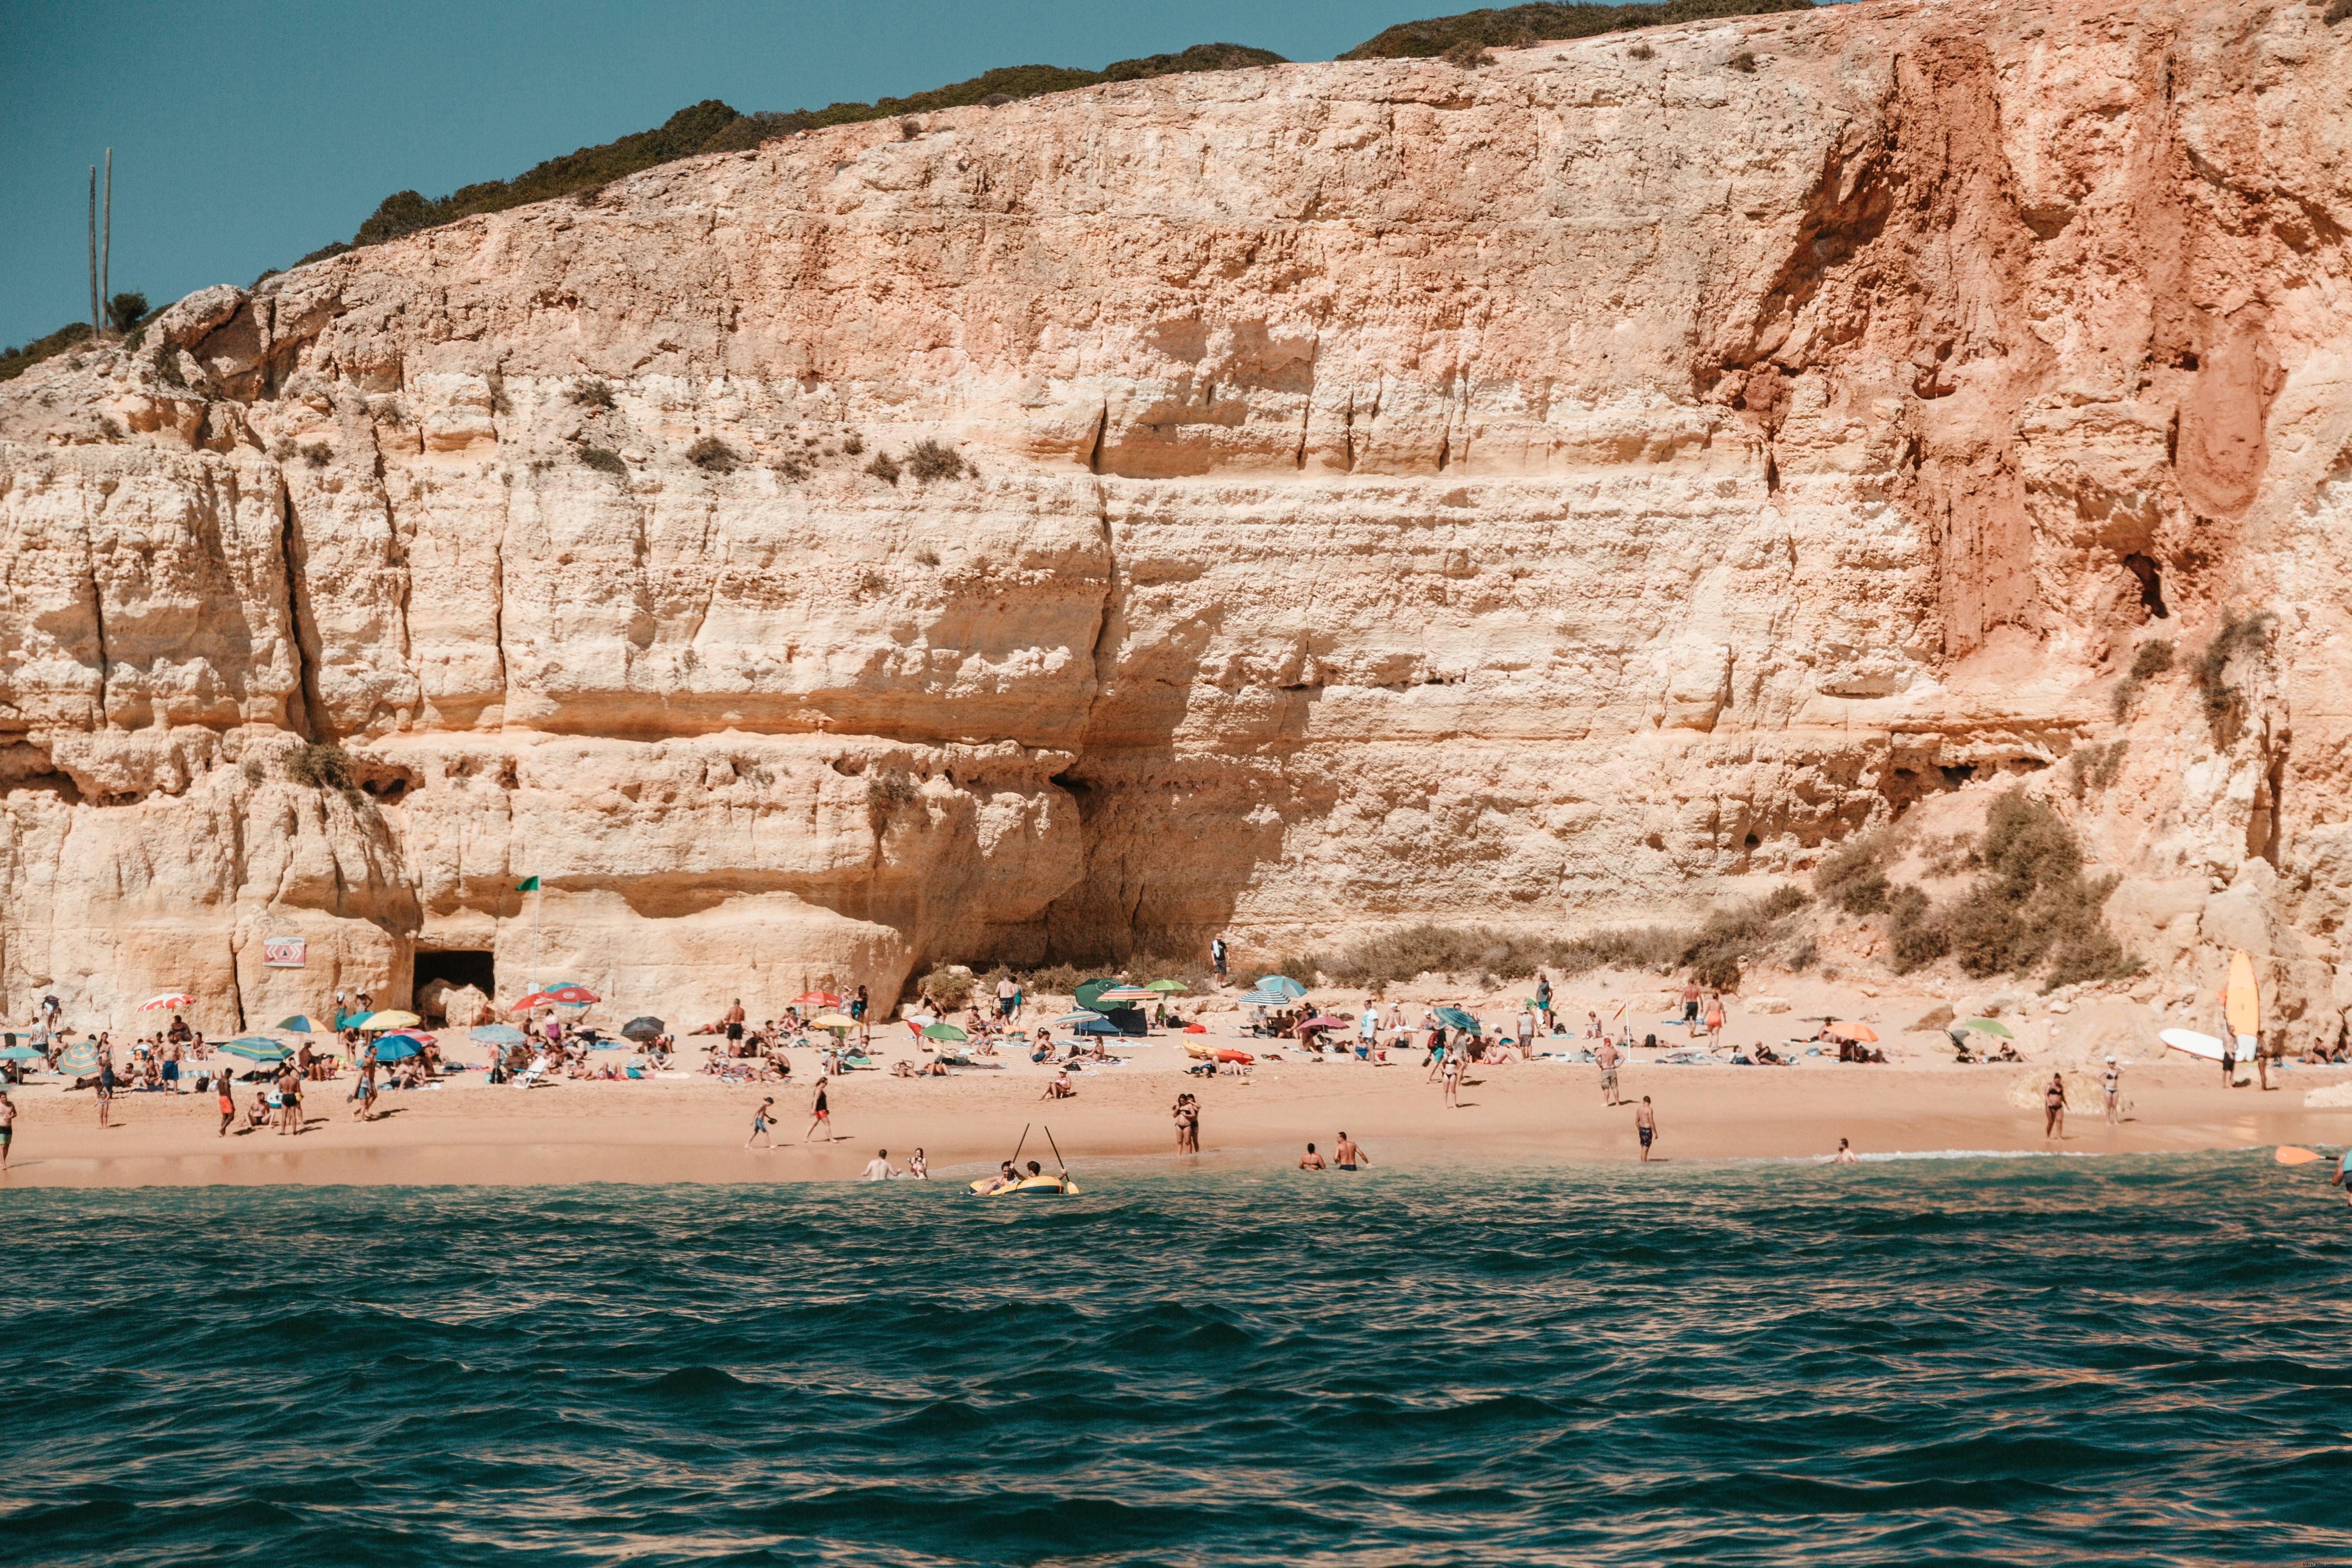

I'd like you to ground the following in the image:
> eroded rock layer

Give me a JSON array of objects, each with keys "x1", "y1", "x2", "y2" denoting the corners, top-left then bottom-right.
[{"x1": 5, "y1": 0, "x2": 2351, "y2": 1036}]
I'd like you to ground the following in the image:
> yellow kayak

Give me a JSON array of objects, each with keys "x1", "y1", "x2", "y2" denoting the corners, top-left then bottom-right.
[{"x1": 967, "y1": 1174, "x2": 1081, "y2": 1196}]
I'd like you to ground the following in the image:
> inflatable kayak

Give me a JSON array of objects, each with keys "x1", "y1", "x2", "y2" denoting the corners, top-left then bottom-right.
[{"x1": 967, "y1": 1174, "x2": 1081, "y2": 1196}]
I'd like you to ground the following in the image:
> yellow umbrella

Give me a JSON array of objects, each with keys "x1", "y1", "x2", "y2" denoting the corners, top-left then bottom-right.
[
  {"x1": 809, "y1": 1012, "x2": 859, "y2": 1029},
  {"x1": 359, "y1": 1010, "x2": 421, "y2": 1030}
]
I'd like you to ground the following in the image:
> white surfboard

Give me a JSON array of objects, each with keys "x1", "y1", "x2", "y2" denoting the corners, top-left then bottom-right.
[{"x1": 2160, "y1": 1028, "x2": 2242, "y2": 1062}]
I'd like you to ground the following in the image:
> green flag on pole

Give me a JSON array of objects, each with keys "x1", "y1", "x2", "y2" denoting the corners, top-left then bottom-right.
[{"x1": 515, "y1": 876, "x2": 539, "y2": 891}]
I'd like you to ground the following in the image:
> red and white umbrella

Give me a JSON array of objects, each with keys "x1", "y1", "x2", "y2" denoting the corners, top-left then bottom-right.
[
  {"x1": 793, "y1": 990, "x2": 841, "y2": 1006},
  {"x1": 139, "y1": 992, "x2": 197, "y2": 1011},
  {"x1": 511, "y1": 984, "x2": 599, "y2": 1010}
]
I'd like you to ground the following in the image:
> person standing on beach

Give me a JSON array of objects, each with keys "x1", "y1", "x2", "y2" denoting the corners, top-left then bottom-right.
[
  {"x1": 724, "y1": 999, "x2": 747, "y2": 1056},
  {"x1": 1595, "y1": 1038, "x2": 1622, "y2": 1107},
  {"x1": 1681, "y1": 978, "x2": 1701, "y2": 1032},
  {"x1": 746, "y1": 1096, "x2": 776, "y2": 1150},
  {"x1": 1333, "y1": 1132, "x2": 1368, "y2": 1170},
  {"x1": 996, "y1": 974, "x2": 1017, "y2": 1021},
  {"x1": 96, "y1": 1052, "x2": 115, "y2": 1127},
  {"x1": 1173, "y1": 1093, "x2": 1200, "y2": 1153},
  {"x1": 804, "y1": 1077, "x2": 832, "y2": 1141},
  {"x1": 1441, "y1": 1049, "x2": 1462, "y2": 1109},
  {"x1": 217, "y1": 1072, "x2": 236, "y2": 1137},
  {"x1": 2102, "y1": 1058, "x2": 2123, "y2": 1125},
  {"x1": 1535, "y1": 973, "x2": 1554, "y2": 1032},
  {"x1": 1635, "y1": 1097, "x2": 1657, "y2": 1161},
  {"x1": 0, "y1": 1086, "x2": 14, "y2": 1171},
  {"x1": 1211, "y1": 935, "x2": 1228, "y2": 984},
  {"x1": 2043, "y1": 1073, "x2": 2067, "y2": 1139}
]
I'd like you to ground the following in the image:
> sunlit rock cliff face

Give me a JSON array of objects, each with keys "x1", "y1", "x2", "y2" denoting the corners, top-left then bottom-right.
[{"x1": 5, "y1": 0, "x2": 2351, "y2": 1037}]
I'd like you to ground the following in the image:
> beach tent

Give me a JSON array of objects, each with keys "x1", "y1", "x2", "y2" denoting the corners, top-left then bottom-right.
[{"x1": 1253, "y1": 975, "x2": 1307, "y2": 1001}]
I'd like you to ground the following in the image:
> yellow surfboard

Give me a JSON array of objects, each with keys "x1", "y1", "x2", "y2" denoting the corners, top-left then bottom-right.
[{"x1": 2225, "y1": 949, "x2": 2261, "y2": 1045}]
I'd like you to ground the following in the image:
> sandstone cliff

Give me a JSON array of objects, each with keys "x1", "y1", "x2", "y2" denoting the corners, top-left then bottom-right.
[{"x1": 5, "y1": 0, "x2": 2350, "y2": 1039}]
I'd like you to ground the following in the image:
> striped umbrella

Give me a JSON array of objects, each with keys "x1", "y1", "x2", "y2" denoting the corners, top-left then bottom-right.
[
  {"x1": 1094, "y1": 986, "x2": 1158, "y2": 1004},
  {"x1": 1252, "y1": 975, "x2": 1307, "y2": 1001},
  {"x1": 60, "y1": 1040, "x2": 99, "y2": 1073},
  {"x1": 1055, "y1": 1010, "x2": 1108, "y2": 1027},
  {"x1": 217, "y1": 1038, "x2": 293, "y2": 1062},
  {"x1": 139, "y1": 992, "x2": 198, "y2": 1012}
]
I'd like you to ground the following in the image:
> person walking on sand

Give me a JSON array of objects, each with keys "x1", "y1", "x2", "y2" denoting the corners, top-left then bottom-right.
[
  {"x1": 2043, "y1": 1072, "x2": 2067, "y2": 1139},
  {"x1": 1595, "y1": 1038, "x2": 1623, "y2": 1107},
  {"x1": 1333, "y1": 1131, "x2": 1368, "y2": 1170},
  {"x1": 2102, "y1": 1058, "x2": 2123, "y2": 1125},
  {"x1": 1635, "y1": 1096, "x2": 1658, "y2": 1162},
  {"x1": 804, "y1": 1077, "x2": 833, "y2": 1141},
  {"x1": 1681, "y1": 977, "x2": 1702, "y2": 1032},
  {"x1": 1441, "y1": 1049, "x2": 1463, "y2": 1109},
  {"x1": 746, "y1": 1096, "x2": 776, "y2": 1150},
  {"x1": 217, "y1": 1072, "x2": 236, "y2": 1137},
  {"x1": 1211, "y1": 935, "x2": 1229, "y2": 984},
  {"x1": 1704, "y1": 992, "x2": 1726, "y2": 1049}
]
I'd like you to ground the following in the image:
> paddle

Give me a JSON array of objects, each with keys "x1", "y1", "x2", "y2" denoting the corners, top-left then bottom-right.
[
  {"x1": 1044, "y1": 1123, "x2": 1068, "y2": 1184},
  {"x1": 2275, "y1": 1146, "x2": 2323, "y2": 1165}
]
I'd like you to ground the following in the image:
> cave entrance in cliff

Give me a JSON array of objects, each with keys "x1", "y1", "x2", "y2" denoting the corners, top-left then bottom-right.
[{"x1": 413, "y1": 949, "x2": 498, "y2": 1023}]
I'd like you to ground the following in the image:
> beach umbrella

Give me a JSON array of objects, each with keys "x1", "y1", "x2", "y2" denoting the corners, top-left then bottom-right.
[
  {"x1": 60, "y1": 1040, "x2": 99, "y2": 1073},
  {"x1": 1253, "y1": 975, "x2": 1307, "y2": 1001},
  {"x1": 1071, "y1": 978, "x2": 1121, "y2": 1012},
  {"x1": 371, "y1": 1036, "x2": 424, "y2": 1062},
  {"x1": 1827, "y1": 1023, "x2": 1880, "y2": 1043},
  {"x1": 139, "y1": 992, "x2": 197, "y2": 1012},
  {"x1": 1145, "y1": 979, "x2": 1188, "y2": 993},
  {"x1": 513, "y1": 985, "x2": 597, "y2": 1010},
  {"x1": 810, "y1": 1012, "x2": 858, "y2": 1029},
  {"x1": 1298, "y1": 1015, "x2": 1349, "y2": 1031},
  {"x1": 793, "y1": 990, "x2": 841, "y2": 1006},
  {"x1": 1236, "y1": 989, "x2": 1293, "y2": 1007},
  {"x1": 275, "y1": 1015, "x2": 321, "y2": 1034},
  {"x1": 217, "y1": 1037, "x2": 293, "y2": 1062},
  {"x1": 357, "y1": 1010, "x2": 421, "y2": 1030},
  {"x1": 1095, "y1": 986, "x2": 1158, "y2": 1004},
  {"x1": 901, "y1": 1012, "x2": 938, "y2": 1028},
  {"x1": 470, "y1": 1024, "x2": 526, "y2": 1047},
  {"x1": 1055, "y1": 1010, "x2": 1108, "y2": 1027},
  {"x1": 921, "y1": 1022, "x2": 968, "y2": 1041},
  {"x1": 1435, "y1": 1006, "x2": 1479, "y2": 1031},
  {"x1": 621, "y1": 1016, "x2": 665, "y2": 1042},
  {"x1": 0, "y1": 1044, "x2": 45, "y2": 1060},
  {"x1": 1958, "y1": 1018, "x2": 2014, "y2": 1038}
]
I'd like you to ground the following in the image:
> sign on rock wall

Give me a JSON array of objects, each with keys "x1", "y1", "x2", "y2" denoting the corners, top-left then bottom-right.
[{"x1": 262, "y1": 937, "x2": 307, "y2": 968}]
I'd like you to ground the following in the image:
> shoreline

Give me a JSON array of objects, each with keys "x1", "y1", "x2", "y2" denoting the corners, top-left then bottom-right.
[{"x1": 4, "y1": 1050, "x2": 2344, "y2": 1189}]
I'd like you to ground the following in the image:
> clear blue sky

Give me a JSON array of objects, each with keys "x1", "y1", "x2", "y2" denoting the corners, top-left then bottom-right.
[{"x1": 2, "y1": 0, "x2": 1465, "y2": 350}]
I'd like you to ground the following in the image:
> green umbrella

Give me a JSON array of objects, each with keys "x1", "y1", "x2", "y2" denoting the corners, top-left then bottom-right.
[
  {"x1": 0, "y1": 1044, "x2": 45, "y2": 1061},
  {"x1": 921, "y1": 1022, "x2": 968, "y2": 1041},
  {"x1": 275, "y1": 1015, "x2": 321, "y2": 1034},
  {"x1": 1145, "y1": 979, "x2": 1187, "y2": 993},
  {"x1": 1958, "y1": 1018, "x2": 2014, "y2": 1038},
  {"x1": 218, "y1": 1037, "x2": 294, "y2": 1062},
  {"x1": 1072, "y1": 977, "x2": 1119, "y2": 1012}
]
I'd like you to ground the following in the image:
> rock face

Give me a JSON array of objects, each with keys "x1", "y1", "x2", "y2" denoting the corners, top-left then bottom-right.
[{"x1": 5, "y1": 0, "x2": 2352, "y2": 1039}]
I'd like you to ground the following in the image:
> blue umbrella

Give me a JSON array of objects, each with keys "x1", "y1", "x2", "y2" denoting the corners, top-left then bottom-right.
[
  {"x1": 275, "y1": 1015, "x2": 321, "y2": 1034},
  {"x1": 1254, "y1": 975, "x2": 1307, "y2": 1001},
  {"x1": 1436, "y1": 1007, "x2": 1480, "y2": 1032},
  {"x1": 0, "y1": 1044, "x2": 45, "y2": 1061},
  {"x1": 1236, "y1": 989, "x2": 1294, "y2": 1007},
  {"x1": 470, "y1": 1024, "x2": 526, "y2": 1047},
  {"x1": 371, "y1": 1036, "x2": 424, "y2": 1062}
]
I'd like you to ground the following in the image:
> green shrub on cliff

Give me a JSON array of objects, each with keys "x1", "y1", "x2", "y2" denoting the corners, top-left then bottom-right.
[{"x1": 1341, "y1": 1, "x2": 1811, "y2": 59}]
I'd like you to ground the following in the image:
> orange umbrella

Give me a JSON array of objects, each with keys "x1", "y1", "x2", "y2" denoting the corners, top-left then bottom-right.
[{"x1": 1828, "y1": 1023, "x2": 1879, "y2": 1043}]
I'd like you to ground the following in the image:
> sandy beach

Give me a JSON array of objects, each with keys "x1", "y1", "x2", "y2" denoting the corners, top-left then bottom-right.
[{"x1": 7, "y1": 998, "x2": 2347, "y2": 1188}]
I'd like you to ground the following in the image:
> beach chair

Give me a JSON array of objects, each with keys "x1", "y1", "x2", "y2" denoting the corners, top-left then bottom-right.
[{"x1": 511, "y1": 1054, "x2": 549, "y2": 1090}]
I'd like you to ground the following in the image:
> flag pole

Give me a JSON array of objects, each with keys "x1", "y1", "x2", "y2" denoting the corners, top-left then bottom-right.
[
  {"x1": 88, "y1": 166, "x2": 100, "y2": 341},
  {"x1": 101, "y1": 149, "x2": 112, "y2": 334}
]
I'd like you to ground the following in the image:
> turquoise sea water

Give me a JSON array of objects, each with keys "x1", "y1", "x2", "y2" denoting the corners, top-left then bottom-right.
[{"x1": 3, "y1": 1154, "x2": 2349, "y2": 1566}]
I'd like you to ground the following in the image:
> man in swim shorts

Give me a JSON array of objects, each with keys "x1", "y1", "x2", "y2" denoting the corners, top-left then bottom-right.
[
  {"x1": 745, "y1": 1095, "x2": 775, "y2": 1150},
  {"x1": 1635, "y1": 1096, "x2": 1657, "y2": 1162},
  {"x1": 0, "y1": 1086, "x2": 14, "y2": 1170},
  {"x1": 1595, "y1": 1039, "x2": 1622, "y2": 1107},
  {"x1": 1333, "y1": 1132, "x2": 1367, "y2": 1170},
  {"x1": 724, "y1": 999, "x2": 747, "y2": 1053},
  {"x1": 217, "y1": 1074, "x2": 236, "y2": 1137}
]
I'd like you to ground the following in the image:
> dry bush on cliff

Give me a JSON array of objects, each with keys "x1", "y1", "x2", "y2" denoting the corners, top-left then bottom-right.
[
  {"x1": 864, "y1": 450, "x2": 903, "y2": 485},
  {"x1": 286, "y1": 743, "x2": 356, "y2": 795},
  {"x1": 1941, "y1": 791, "x2": 2135, "y2": 988},
  {"x1": 1813, "y1": 831, "x2": 1893, "y2": 914},
  {"x1": 2196, "y1": 609, "x2": 2273, "y2": 749},
  {"x1": 572, "y1": 378, "x2": 615, "y2": 410},
  {"x1": 577, "y1": 445, "x2": 626, "y2": 475},
  {"x1": 686, "y1": 436, "x2": 738, "y2": 472},
  {"x1": 904, "y1": 439, "x2": 969, "y2": 483},
  {"x1": 2110, "y1": 637, "x2": 2174, "y2": 720}
]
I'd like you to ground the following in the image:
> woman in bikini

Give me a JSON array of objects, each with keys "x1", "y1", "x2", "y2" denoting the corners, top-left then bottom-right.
[{"x1": 804, "y1": 1077, "x2": 833, "y2": 1142}]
